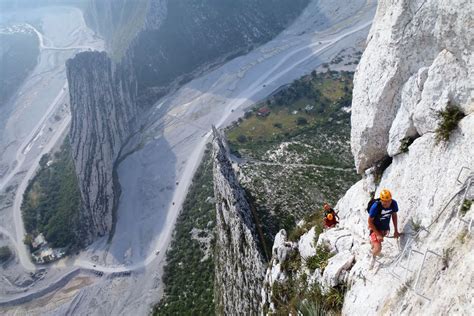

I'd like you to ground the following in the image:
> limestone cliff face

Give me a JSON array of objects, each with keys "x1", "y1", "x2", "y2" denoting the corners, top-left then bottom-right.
[
  {"x1": 212, "y1": 127, "x2": 266, "y2": 314},
  {"x1": 351, "y1": 0, "x2": 472, "y2": 173},
  {"x1": 263, "y1": 1, "x2": 473, "y2": 314},
  {"x1": 342, "y1": 1, "x2": 473, "y2": 313},
  {"x1": 66, "y1": 51, "x2": 137, "y2": 242}
]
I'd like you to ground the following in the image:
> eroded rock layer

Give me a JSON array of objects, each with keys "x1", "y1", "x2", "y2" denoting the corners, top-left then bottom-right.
[{"x1": 66, "y1": 51, "x2": 137, "y2": 242}]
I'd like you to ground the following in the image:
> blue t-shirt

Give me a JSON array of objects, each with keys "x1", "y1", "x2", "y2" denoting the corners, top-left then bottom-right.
[{"x1": 369, "y1": 200, "x2": 398, "y2": 231}]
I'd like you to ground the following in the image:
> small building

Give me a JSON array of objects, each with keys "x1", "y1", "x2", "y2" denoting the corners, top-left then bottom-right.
[
  {"x1": 32, "y1": 233, "x2": 46, "y2": 249},
  {"x1": 257, "y1": 107, "x2": 271, "y2": 117}
]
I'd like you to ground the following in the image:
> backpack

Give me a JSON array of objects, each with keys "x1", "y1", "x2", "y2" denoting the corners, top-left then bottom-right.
[{"x1": 366, "y1": 198, "x2": 382, "y2": 217}]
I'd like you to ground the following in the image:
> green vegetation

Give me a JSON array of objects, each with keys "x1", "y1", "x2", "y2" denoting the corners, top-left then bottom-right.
[
  {"x1": 154, "y1": 144, "x2": 215, "y2": 315},
  {"x1": 0, "y1": 30, "x2": 39, "y2": 106},
  {"x1": 305, "y1": 245, "x2": 332, "y2": 272},
  {"x1": 0, "y1": 246, "x2": 12, "y2": 262},
  {"x1": 227, "y1": 71, "x2": 353, "y2": 164},
  {"x1": 225, "y1": 70, "x2": 357, "y2": 315},
  {"x1": 154, "y1": 70, "x2": 358, "y2": 315},
  {"x1": 280, "y1": 250, "x2": 302, "y2": 275},
  {"x1": 460, "y1": 199, "x2": 472, "y2": 216},
  {"x1": 399, "y1": 136, "x2": 417, "y2": 153},
  {"x1": 226, "y1": 71, "x2": 359, "y2": 244},
  {"x1": 272, "y1": 273, "x2": 347, "y2": 315},
  {"x1": 21, "y1": 138, "x2": 82, "y2": 250},
  {"x1": 435, "y1": 103, "x2": 465, "y2": 144},
  {"x1": 288, "y1": 211, "x2": 323, "y2": 242}
]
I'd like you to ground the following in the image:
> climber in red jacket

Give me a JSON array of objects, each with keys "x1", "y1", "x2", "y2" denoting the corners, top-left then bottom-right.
[{"x1": 323, "y1": 203, "x2": 339, "y2": 228}]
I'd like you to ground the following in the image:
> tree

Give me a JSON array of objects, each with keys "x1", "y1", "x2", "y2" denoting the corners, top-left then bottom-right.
[
  {"x1": 296, "y1": 117, "x2": 308, "y2": 125},
  {"x1": 237, "y1": 134, "x2": 247, "y2": 143},
  {"x1": 39, "y1": 154, "x2": 50, "y2": 168}
]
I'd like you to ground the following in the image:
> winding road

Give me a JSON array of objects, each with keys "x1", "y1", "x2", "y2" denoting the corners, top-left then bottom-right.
[{"x1": 0, "y1": 11, "x2": 101, "y2": 272}]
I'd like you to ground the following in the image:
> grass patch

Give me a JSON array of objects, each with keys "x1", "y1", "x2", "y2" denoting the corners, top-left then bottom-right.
[
  {"x1": 280, "y1": 250, "x2": 302, "y2": 275},
  {"x1": 305, "y1": 245, "x2": 332, "y2": 273},
  {"x1": 273, "y1": 276, "x2": 347, "y2": 315},
  {"x1": 435, "y1": 103, "x2": 465, "y2": 144},
  {"x1": 153, "y1": 144, "x2": 215, "y2": 315},
  {"x1": 21, "y1": 137, "x2": 82, "y2": 250},
  {"x1": 226, "y1": 71, "x2": 354, "y2": 167}
]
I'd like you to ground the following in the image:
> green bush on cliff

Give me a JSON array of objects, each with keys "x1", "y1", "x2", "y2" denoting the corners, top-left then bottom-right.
[
  {"x1": 435, "y1": 103, "x2": 465, "y2": 144},
  {"x1": 305, "y1": 245, "x2": 332, "y2": 272}
]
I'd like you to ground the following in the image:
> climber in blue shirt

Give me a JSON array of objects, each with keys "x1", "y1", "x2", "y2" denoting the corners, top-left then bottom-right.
[{"x1": 368, "y1": 189, "x2": 400, "y2": 257}]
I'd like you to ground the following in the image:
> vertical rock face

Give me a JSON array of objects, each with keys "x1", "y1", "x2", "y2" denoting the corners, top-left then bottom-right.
[
  {"x1": 351, "y1": 0, "x2": 472, "y2": 173},
  {"x1": 66, "y1": 51, "x2": 137, "y2": 242},
  {"x1": 338, "y1": 0, "x2": 473, "y2": 314},
  {"x1": 262, "y1": 1, "x2": 472, "y2": 315},
  {"x1": 85, "y1": 0, "x2": 309, "y2": 104},
  {"x1": 212, "y1": 127, "x2": 266, "y2": 314}
]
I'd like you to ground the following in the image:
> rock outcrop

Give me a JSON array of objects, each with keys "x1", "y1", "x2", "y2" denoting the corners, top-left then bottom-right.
[
  {"x1": 351, "y1": 0, "x2": 473, "y2": 173},
  {"x1": 263, "y1": 0, "x2": 473, "y2": 314},
  {"x1": 66, "y1": 51, "x2": 137, "y2": 242},
  {"x1": 212, "y1": 127, "x2": 266, "y2": 315}
]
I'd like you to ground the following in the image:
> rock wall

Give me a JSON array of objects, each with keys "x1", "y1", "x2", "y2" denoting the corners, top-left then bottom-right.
[
  {"x1": 342, "y1": 2, "x2": 473, "y2": 312},
  {"x1": 66, "y1": 51, "x2": 137, "y2": 242},
  {"x1": 351, "y1": 0, "x2": 473, "y2": 173},
  {"x1": 264, "y1": 0, "x2": 473, "y2": 314},
  {"x1": 212, "y1": 127, "x2": 266, "y2": 314}
]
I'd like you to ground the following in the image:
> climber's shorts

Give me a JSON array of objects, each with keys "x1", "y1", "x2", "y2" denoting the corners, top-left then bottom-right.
[{"x1": 369, "y1": 230, "x2": 389, "y2": 244}]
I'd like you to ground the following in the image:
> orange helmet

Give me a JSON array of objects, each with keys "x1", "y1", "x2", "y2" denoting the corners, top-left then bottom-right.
[
  {"x1": 327, "y1": 213, "x2": 334, "y2": 221},
  {"x1": 380, "y1": 189, "x2": 392, "y2": 201}
]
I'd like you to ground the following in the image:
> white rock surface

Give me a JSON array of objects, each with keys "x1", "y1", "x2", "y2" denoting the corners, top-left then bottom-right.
[
  {"x1": 212, "y1": 128, "x2": 266, "y2": 314},
  {"x1": 298, "y1": 227, "x2": 317, "y2": 259},
  {"x1": 265, "y1": 1, "x2": 473, "y2": 314},
  {"x1": 351, "y1": 0, "x2": 473, "y2": 173},
  {"x1": 342, "y1": 0, "x2": 474, "y2": 314},
  {"x1": 321, "y1": 251, "x2": 355, "y2": 290},
  {"x1": 317, "y1": 228, "x2": 354, "y2": 253}
]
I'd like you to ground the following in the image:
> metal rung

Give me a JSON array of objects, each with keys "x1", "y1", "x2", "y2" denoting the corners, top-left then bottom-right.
[
  {"x1": 413, "y1": 249, "x2": 442, "y2": 292},
  {"x1": 456, "y1": 166, "x2": 472, "y2": 185}
]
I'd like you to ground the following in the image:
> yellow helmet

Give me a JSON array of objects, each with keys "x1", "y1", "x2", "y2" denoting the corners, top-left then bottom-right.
[{"x1": 380, "y1": 189, "x2": 392, "y2": 201}]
